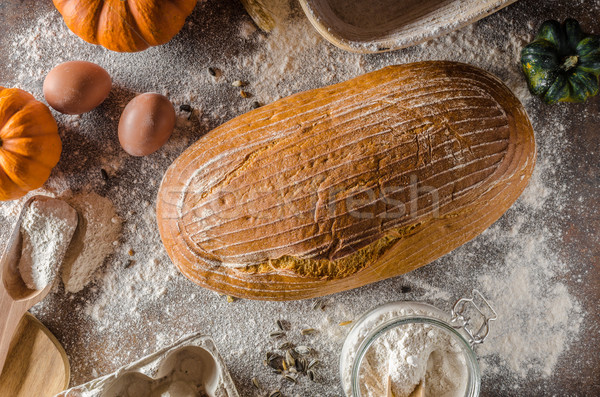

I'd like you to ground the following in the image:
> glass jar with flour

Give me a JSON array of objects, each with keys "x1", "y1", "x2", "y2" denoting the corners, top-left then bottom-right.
[{"x1": 340, "y1": 290, "x2": 496, "y2": 397}]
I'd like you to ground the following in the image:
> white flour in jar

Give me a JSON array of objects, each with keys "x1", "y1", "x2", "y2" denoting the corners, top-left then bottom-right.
[
  {"x1": 18, "y1": 198, "x2": 78, "y2": 290},
  {"x1": 341, "y1": 307, "x2": 468, "y2": 397}
]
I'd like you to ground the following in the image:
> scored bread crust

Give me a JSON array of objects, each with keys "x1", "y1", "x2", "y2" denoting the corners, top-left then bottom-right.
[{"x1": 157, "y1": 61, "x2": 536, "y2": 300}]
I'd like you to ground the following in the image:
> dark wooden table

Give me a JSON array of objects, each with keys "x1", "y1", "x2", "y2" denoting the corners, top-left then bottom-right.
[{"x1": 0, "y1": 0, "x2": 598, "y2": 396}]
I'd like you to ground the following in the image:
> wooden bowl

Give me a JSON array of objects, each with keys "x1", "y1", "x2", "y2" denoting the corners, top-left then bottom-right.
[{"x1": 299, "y1": 0, "x2": 518, "y2": 53}]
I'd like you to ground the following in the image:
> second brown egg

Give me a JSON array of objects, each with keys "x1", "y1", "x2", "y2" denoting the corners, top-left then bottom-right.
[{"x1": 118, "y1": 93, "x2": 176, "y2": 157}]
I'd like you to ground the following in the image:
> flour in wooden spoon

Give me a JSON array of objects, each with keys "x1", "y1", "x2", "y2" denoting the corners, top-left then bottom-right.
[{"x1": 18, "y1": 198, "x2": 77, "y2": 290}]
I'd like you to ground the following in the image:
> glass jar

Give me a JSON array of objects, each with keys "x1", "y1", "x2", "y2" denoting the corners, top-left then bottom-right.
[{"x1": 340, "y1": 290, "x2": 496, "y2": 397}]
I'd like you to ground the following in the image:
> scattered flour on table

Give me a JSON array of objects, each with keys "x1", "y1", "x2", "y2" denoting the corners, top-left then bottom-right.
[
  {"x1": 474, "y1": 155, "x2": 582, "y2": 378},
  {"x1": 18, "y1": 197, "x2": 78, "y2": 290},
  {"x1": 400, "y1": 151, "x2": 582, "y2": 381},
  {"x1": 62, "y1": 192, "x2": 122, "y2": 293},
  {"x1": 83, "y1": 203, "x2": 180, "y2": 328}
]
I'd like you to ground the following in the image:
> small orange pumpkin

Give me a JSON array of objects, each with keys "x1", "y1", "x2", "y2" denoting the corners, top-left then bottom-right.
[
  {"x1": 0, "y1": 87, "x2": 61, "y2": 201},
  {"x1": 53, "y1": 0, "x2": 198, "y2": 52}
]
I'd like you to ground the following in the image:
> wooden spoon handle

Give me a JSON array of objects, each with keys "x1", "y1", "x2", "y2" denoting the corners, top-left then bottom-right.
[
  {"x1": 408, "y1": 381, "x2": 424, "y2": 397},
  {"x1": 0, "y1": 287, "x2": 27, "y2": 374}
]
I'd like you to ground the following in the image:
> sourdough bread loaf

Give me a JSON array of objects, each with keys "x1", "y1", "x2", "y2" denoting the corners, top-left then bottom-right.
[{"x1": 157, "y1": 61, "x2": 536, "y2": 300}]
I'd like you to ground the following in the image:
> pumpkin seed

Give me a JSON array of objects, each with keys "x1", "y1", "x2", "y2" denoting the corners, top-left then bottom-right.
[
  {"x1": 307, "y1": 369, "x2": 317, "y2": 382},
  {"x1": 284, "y1": 374, "x2": 297, "y2": 384},
  {"x1": 285, "y1": 350, "x2": 295, "y2": 369},
  {"x1": 276, "y1": 319, "x2": 288, "y2": 331},
  {"x1": 288, "y1": 348, "x2": 299, "y2": 360},
  {"x1": 279, "y1": 342, "x2": 294, "y2": 350},
  {"x1": 266, "y1": 353, "x2": 283, "y2": 370},
  {"x1": 294, "y1": 346, "x2": 311, "y2": 355},
  {"x1": 283, "y1": 350, "x2": 296, "y2": 371},
  {"x1": 307, "y1": 359, "x2": 320, "y2": 369},
  {"x1": 270, "y1": 331, "x2": 285, "y2": 338},
  {"x1": 312, "y1": 299, "x2": 325, "y2": 310},
  {"x1": 295, "y1": 357, "x2": 306, "y2": 372}
]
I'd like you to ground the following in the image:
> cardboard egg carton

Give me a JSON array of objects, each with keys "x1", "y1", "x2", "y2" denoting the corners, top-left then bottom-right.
[{"x1": 56, "y1": 333, "x2": 239, "y2": 397}]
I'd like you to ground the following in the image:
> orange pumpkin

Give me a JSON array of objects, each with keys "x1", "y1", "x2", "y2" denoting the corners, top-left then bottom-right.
[
  {"x1": 0, "y1": 87, "x2": 61, "y2": 201},
  {"x1": 53, "y1": 0, "x2": 198, "y2": 52}
]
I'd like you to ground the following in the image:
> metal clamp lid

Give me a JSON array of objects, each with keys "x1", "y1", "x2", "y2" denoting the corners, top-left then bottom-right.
[{"x1": 450, "y1": 289, "x2": 497, "y2": 346}]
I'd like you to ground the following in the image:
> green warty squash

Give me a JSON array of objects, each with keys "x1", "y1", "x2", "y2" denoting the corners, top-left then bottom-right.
[{"x1": 521, "y1": 18, "x2": 600, "y2": 104}]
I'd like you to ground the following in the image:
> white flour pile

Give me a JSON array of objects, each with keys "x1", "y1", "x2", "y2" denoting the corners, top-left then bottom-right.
[
  {"x1": 340, "y1": 307, "x2": 468, "y2": 397},
  {"x1": 359, "y1": 324, "x2": 466, "y2": 397},
  {"x1": 18, "y1": 198, "x2": 78, "y2": 290},
  {"x1": 0, "y1": 0, "x2": 594, "y2": 396},
  {"x1": 61, "y1": 191, "x2": 123, "y2": 293},
  {"x1": 2, "y1": 191, "x2": 122, "y2": 294}
]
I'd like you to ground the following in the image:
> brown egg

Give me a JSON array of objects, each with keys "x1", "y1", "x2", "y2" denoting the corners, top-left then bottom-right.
[
  {"x1": 43, "y1": 61, "x2": 112, "y2": 115},
  {"x1": 118, "y1": 93, "x2": 176, "y2": 157}
]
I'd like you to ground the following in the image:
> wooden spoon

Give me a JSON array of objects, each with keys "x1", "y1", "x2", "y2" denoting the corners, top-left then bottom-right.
[
  {"x1": 386, "y1": 376, "x2": 424, "y2": 397},
  {"x1": 0, "y1": 196, "x2": 77, "y2": 373},
  {"x1": 408, "y1": 381, "x2": 424, "y2": 397},
  {"x1": 386, "y1": 374, "x2": 393, "y2": 397}
]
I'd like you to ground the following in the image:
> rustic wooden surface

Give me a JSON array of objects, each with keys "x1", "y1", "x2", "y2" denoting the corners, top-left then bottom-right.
[{"x1": 0, "y1": 0, "x2": 598, "y2": 396}]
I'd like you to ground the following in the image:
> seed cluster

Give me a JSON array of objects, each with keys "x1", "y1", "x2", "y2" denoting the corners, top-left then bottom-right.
[{"x1": 253, "y1": 318, "x2": 322, "y2": 397}]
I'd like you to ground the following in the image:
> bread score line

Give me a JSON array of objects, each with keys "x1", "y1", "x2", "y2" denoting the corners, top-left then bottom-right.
[{"x1": 157, "y1": 61, "x2": 536, "y2": 300}]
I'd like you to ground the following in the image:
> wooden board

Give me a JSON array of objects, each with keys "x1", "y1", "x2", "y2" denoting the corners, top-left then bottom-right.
[
  {"x1": 299, "y1": 0, "x2": 518, "y2": 53},
  {"x1": 0, "y1": 313, "x2": 70, "y2": 397}
]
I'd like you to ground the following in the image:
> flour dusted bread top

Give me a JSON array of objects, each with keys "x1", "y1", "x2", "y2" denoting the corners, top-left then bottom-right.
[{"x1": 157, "y1": 61, "x2": 536, "y2": 300}]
